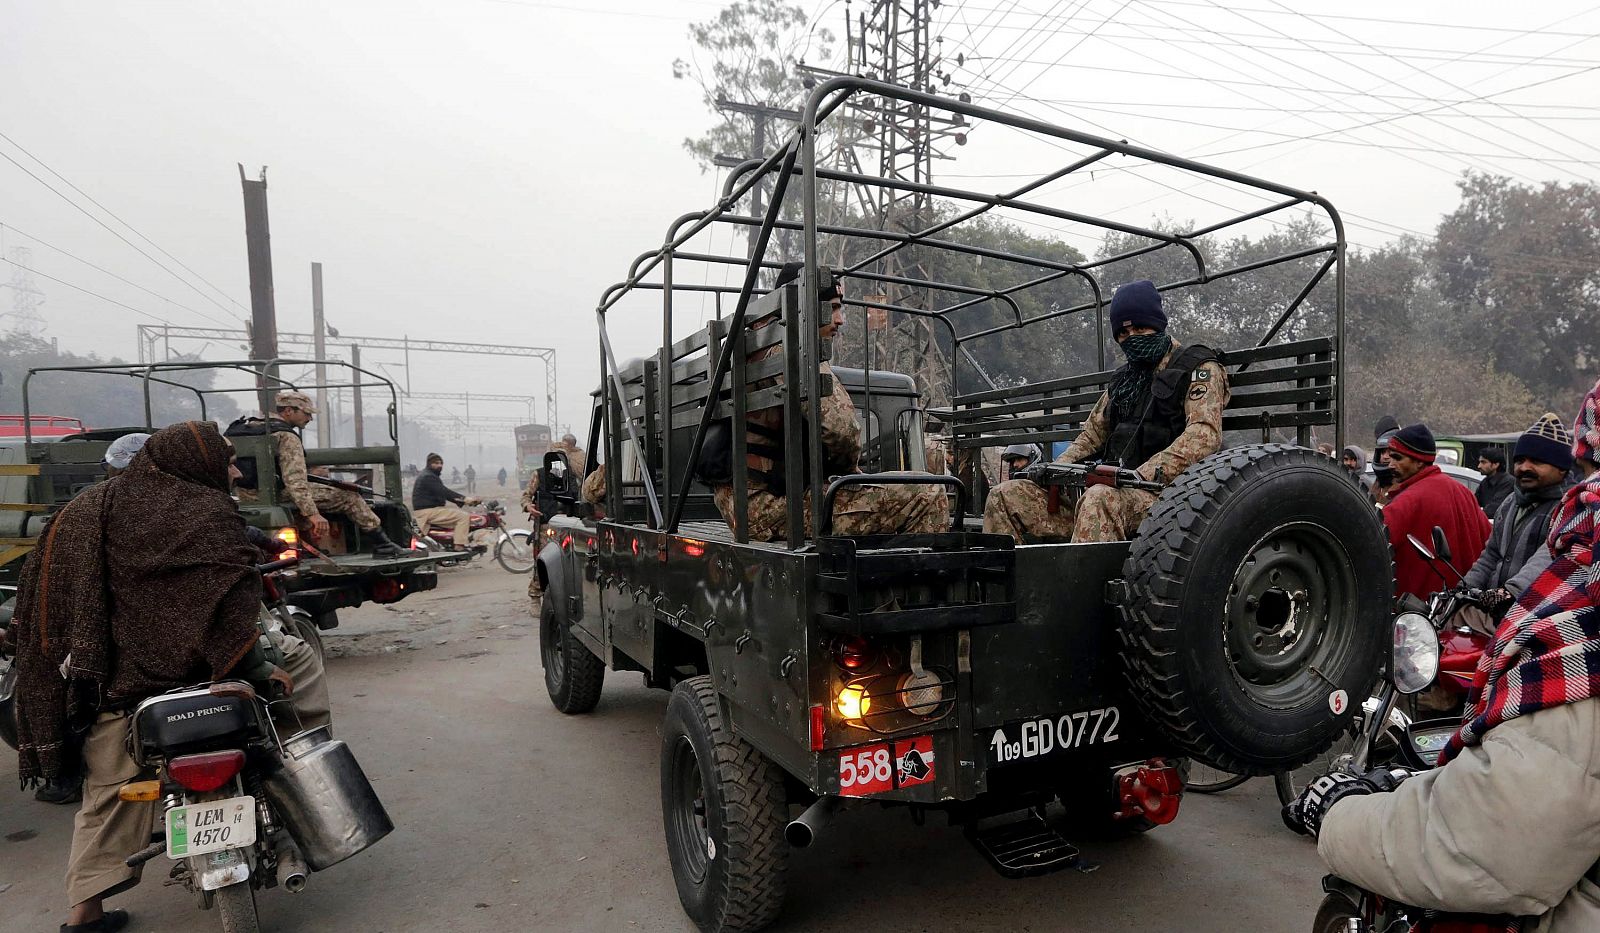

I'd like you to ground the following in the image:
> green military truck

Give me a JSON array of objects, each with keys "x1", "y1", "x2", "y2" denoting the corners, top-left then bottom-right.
[
  {"x1": 535, "y1": 80, "x2": 1392, "y2": 933},
  {"x1": 0, "y1": 359, "x2": 443, "y2": 624}
]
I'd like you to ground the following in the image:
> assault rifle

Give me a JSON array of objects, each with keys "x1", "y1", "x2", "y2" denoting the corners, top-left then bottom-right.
[{"x1": 1024, "y1": 461, "x2": 1164, "y2": 514}]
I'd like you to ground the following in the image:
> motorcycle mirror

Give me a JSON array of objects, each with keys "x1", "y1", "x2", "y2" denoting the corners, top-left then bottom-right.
[
  {"x1": 1431, "y1": 526, "x2": 1452, "y2": 563},
  {"x1": 1405, "y1": 533, "x2": 1437, "y2": 562}
]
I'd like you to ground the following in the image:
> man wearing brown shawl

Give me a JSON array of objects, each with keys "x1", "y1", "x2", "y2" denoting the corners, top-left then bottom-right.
[{"x1": 11, "y1": 422, "x2": 329, "y2": 933}]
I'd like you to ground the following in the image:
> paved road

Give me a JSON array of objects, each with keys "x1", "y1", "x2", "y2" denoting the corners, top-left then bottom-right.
[{"x1": 1, "y1": 562, "x2": 1329, "y2": 933}]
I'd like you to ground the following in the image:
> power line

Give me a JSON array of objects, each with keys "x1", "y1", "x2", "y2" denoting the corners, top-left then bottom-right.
[
  {"x1": 0, "y1": 221, "x2": 234, "y2": 327},
  {"x1": 0, "y1": 138, "x2": 248, "y2": 323},
  {"x1": 0, "y1": 256, "x2": 176, "y2": 325}
]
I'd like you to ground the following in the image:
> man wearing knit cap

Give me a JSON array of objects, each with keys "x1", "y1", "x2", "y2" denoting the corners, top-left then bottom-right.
[
  {"x1": 1381, "y1": 423, "x2": 1491, "y2": 600},
  {"x1": 1462, "y1": 413, "x2": 1573, "y2": 630},
  {"x1": 984, "y1": 279, "x2": 1229, "y2": 543}
]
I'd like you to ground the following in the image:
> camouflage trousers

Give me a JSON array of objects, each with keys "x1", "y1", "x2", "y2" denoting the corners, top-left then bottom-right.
[
  {"x1": 982, "y1": 479, "x2": 1158, "y2": 543},
  {"x1": 311, "y1": 484, "x2": 382, "y2": 532},
  {"x1": 713, "y1": 474, "x2": 950, "y2": 542}
]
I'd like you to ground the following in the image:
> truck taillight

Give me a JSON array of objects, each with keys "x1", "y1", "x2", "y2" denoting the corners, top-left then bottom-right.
[
  {"x1": 830, "y1": 635, "x2": 877, "y2": 672},
  {"x1": 372, "y1": 578, "x2": 405, "y2": 603},
  {"x1": 809, "y1": 705, "x2": 826, "y2": 751},
  {"x1": 167, "y1": 750, "x2": 245, "y2": 793}
]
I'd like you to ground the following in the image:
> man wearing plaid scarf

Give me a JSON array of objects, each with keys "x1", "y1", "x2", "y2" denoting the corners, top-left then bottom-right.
[{"x1": 1288, "y1": 377, "x2": 1600, "y2": 933}]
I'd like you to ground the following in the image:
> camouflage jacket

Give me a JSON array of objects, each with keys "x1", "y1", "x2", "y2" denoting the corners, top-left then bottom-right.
[
  {"x1": 271, "y1": 430, "x2": 320, "y2": 517},
  {"x1": 522, "y1": 443, "x2": 587, "y2": 509},
  {"x1": 1057, "y1": 339, "x2": 1229, "y2": 485}
]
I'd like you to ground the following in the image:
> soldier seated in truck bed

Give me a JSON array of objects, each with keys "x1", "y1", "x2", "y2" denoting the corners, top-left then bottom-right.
[
  {"x1": 231, "y1": 390, "x2": 406, "y2": 556},
  {"x1": 707, "y1": 262, "x2": 948, "y2": 541},
  {"x1": 983, "y1": 280, "x2": 1229, "y2": 543}
]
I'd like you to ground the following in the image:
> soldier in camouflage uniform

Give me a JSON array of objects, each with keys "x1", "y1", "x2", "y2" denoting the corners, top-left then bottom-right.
[
  {"x1": 711, "y1": 264, "x2": 948, "y2": 542},
  {"x1": 521, "y1": 434, "x2": 587, "y2": 519},
  {"x1": 262, "y1": 391, "x2": 406, "y2": 556},
  {"x1": 983, "y1": 280, "x2": 1229, "y2": 543}
]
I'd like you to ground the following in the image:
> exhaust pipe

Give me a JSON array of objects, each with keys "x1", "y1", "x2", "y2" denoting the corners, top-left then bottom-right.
[
  {"x1": 278, "y1": 845, "x2": 309, "y2": 894},
  {"x1": 785, "y1": 796, "x2": 841, "y2": 848}
]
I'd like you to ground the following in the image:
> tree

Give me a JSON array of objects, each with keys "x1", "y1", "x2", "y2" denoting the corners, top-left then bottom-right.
[
  {"x1": 0, "y1": 334, "x2": 239, "y2": 429},
  {"x1": 674, "y1": 1, "x2": 832, "y2": 171},
  {"x1": 1434, "y1": 172, "x2": 1600, "y2": 400}
]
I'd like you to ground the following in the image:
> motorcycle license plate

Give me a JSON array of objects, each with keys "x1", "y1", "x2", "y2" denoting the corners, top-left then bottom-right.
[{"x1": 165, "y1": 796, "x2": 256, "y2": 859}]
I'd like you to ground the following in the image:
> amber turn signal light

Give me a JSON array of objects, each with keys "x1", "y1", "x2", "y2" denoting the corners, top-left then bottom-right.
[{"x1": 118, "y1": 780, "x2": 161, "y2": 802}]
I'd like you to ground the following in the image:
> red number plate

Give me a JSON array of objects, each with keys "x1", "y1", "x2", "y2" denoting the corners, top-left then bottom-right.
[
  {"x1": 837, "y1": 736, "x2": 936, "y2": 796},
  {"x1": 837, "y1": 743, "x2": 894, "y2": 796}
]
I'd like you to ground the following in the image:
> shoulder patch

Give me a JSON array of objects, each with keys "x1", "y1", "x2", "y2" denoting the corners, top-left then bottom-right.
[
  {"x1": 1194, "y1": 367, "x2": 1212, "y2": 381},
  {"x1": 1188, "y1": 384, "x2": 1209, "y2": 401}
]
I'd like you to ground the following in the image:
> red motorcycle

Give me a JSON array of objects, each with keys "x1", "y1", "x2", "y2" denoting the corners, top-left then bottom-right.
[{"x1": 415, "y1": 500, "x2": 537, "y2": 573}]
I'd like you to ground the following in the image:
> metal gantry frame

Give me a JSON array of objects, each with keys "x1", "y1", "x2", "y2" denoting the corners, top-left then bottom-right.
[{"x1": 593, "y1": 78, "x2": 1347, "y2": 548}]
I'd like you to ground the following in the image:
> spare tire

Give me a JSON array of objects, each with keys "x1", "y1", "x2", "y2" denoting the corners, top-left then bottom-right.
[{"x1": 1118, "y1": 444, "x2": 1391, "y2": 775}]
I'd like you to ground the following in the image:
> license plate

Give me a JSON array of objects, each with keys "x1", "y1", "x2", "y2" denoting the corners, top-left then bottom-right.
[
  {"x1": 986, "y1": 706, "x2": 1122, "y2": 766},
  {"x1": 166, "y1": 796, "x2": 256, "y2": 859}
]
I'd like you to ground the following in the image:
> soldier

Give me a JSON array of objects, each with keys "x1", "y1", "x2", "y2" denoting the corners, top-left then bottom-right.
[
  {"x1": 522, "y1": 433, "x2": 587, "y2": 521},
  {"x1": 241, "y1": 391, "x2": 406, "y2": 556},
  {"x1": 983, "y1": 280, "x2": 1229, "y2": 543},
  {"x1": 710, "y1": 262, "x2": 948, "y2": 541}
]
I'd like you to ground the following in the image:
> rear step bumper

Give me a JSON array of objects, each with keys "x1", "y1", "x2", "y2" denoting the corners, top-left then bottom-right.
[{"x1": 966, "y1": 810, "x2": 1097, "y2": 879}]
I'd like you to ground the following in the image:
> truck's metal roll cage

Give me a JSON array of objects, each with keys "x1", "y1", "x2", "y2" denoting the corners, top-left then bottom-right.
[
  {"x1": 594, "y1": 78, "x2": 1345, "y2": 548},
  {"x1": 21, "y1": 359, "x2": 402, "y2": 444}
]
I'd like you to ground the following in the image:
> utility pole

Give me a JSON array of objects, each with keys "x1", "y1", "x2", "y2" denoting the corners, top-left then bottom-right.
[
  {"x1": 853, "y1": 0, "x2": 960, "y2": 407},
  {"x1": 3, "y1": 247, "x2": 47, "y2": 338},
  {"x1": 351, "y1": 343, "x2": 364, "y2": 447},
  {"x1": 714, "y1": 98, "x2": 800, "y2": 260},
  {"x1": 239, "y1": 164, "x2": 278, "y2": 415},
  {"x1": 311, "y1": 262, "x2": 330, "y2": 447}
]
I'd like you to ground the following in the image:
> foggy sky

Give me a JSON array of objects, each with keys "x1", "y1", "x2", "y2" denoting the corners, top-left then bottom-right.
[{"x1": 3, "y1": 0, "x2": 1598, "y2": 436}]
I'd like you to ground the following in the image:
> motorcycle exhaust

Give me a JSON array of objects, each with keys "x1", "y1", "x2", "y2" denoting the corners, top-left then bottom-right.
[
  {"x1": 784, "y1": 796, "x2": 841, "y2": 848},
  {"x1": 278, "y1": 845, "x2": 309, "y2": 894}
]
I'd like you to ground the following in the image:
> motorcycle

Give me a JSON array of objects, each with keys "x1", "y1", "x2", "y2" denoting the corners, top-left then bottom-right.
[
  {"x1": 1, "y1": 588, "x2": 16, "y2": 751},
  {"x1": 120, "y1": 556, "x2": 394, "y2": 933},
  {"x1": 416, "y1": 500, "x2": 537, "y2": 573},
  {"x1": 1312, "y1": 532, "x2": 1484, "y2": 932},
  {"x1": 1275, "y1": 527, "x2": 1490, "y2": 806}
]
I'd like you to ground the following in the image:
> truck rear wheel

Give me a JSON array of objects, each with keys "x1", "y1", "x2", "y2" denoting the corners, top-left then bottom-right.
[
  {"x1": 660, "y1": 676, "x2": 787, "y2": 933},
  {"x1": 540, "y1": 599, "x2": 604, "y2": 714},
  {"x1": 1119, "y1": 444, "x2": 1390, "y2": 775}
]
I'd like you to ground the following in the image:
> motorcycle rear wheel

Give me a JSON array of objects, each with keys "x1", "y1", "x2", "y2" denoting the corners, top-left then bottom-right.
[
  {"x1": 1186, "y1": 762, "x2": 1250, "y2": 795},
  {"x1": 495, "y1": 530, "x2": 539, "y2": 574},
  {"x1": 1311, "y1": 893, "x2": 1361, "y2": 933},
  {"x1": 215, "y1": 881, "x2": 260, "y2": 933}
]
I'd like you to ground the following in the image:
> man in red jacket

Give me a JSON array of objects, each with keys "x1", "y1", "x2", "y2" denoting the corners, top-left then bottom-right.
[{"x1": 1382, "y1": 423, "x2": 1491, "y2": 600}]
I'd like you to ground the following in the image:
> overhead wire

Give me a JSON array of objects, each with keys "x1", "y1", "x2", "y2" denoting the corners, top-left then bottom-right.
[
  {"x1": 0, "y1": 221, "x2": 236, "y2": 328},
  {"x1": 0, "y1": 137, "x2": 249, "y2": 323},
  {"x1": 0, "y1": 256, "x2": 181, "y2": 326}
]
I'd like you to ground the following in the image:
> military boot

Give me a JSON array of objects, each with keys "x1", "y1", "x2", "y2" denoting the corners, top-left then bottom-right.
[{"x1": 368, "y1": 529, "x2": 406, "y2": 557}]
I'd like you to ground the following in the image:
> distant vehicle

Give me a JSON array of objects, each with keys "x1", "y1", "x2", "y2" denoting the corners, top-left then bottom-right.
[
  {"x1": 0, "y1": 360, "x2": 445, "y2": 624},
  {"x1": 0, "y1": 415, "x2": 87, "y2": 441},
  {"x1": 1436, "y1": 432, "x2": 1518, "y2": 470},
  {"x1": 514, "y1": 422, "x2": 552, "y2": 487}
]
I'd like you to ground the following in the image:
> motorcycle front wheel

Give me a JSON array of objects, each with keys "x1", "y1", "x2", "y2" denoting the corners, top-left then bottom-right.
[
  {"x1": 215, "y1": 881, "x2": 260, "y2": 933},
  {"x1": 494, "y1": 530, "x2": 539, "y2": 574}
]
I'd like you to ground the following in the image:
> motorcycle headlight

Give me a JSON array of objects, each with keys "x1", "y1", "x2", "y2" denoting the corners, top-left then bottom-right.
[{"x1": 1392, "y1": 611, "x2": 1439, "y2": 695}]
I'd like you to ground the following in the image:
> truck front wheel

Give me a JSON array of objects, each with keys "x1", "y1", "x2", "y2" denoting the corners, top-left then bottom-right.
[
  {"x1": 660, "y1": 676, "x2": 787, "y2": 933},
  {"x1": 540, "y1": 599, "x2": 604, "y2": 714}
]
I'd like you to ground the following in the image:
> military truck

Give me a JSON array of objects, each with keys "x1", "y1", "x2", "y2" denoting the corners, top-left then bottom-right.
[
  {"x1": 535, "y1": 79, "x2": 1392, "y2": 933},
  {"x1": 1, "y1": 359, "x2": 443, "y2": 623}
]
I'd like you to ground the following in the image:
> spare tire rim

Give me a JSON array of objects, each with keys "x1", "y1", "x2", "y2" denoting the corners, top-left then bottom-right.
[
  {"x1": 666, "y1": 735, "x2": 711, "y2": 884},
  {"x1": 1224, "y1": 521, "x2": 1356, "y2": 707}
]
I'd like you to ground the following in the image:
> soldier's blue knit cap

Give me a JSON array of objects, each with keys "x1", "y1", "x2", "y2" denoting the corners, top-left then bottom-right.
[{"x1": 1109, "y1": 280, "x2": 1166, "y2": 335}]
